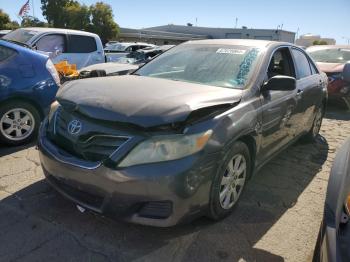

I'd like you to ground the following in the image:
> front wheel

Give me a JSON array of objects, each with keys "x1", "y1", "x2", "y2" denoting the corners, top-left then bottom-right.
[
  {"x1": 208, "y1": 141, "x2": 251, "y2": 220},
  {"x1": 0, "y1": 101, "x2": 40, "y2": 146}
]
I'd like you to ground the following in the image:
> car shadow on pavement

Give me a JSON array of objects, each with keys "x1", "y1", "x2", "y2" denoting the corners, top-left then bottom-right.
[
  {"x1": 0, "y1": 141, "x2": 36, "y2": 158},
  {"x1": 0, "y1": 135, "x2": 329, "y2": 262},
  {"x1": 325, "y1": 105, "x2": 350, "y2": 121}
]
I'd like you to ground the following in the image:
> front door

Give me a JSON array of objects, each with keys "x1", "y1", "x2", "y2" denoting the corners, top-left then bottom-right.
[
  {"x1": 258, "y1": 47, "x2": 299, "y2": 162},
  {"x1": 34, "y1": 33, "x2": 68, "y2": 64}
]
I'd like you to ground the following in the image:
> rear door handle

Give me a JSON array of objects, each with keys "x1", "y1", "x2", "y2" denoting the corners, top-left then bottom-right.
[{"x1": 297, "y1": 89, "x2": 303, "y2": 96}]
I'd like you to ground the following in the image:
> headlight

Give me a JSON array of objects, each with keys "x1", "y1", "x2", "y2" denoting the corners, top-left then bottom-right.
[
  {"x1": 46, "y1": 59, "x2": 60, "y2": 86},
  {"x1": 119, "y1": 130, "x2": 212, "y2": 167},
  {"x1": 48, "y1": 101, "x2": 60, "y2": 123}
]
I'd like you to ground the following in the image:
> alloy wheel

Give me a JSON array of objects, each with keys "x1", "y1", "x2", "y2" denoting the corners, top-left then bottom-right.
[
  {"x1": 219, "y1": 154, "x2": 247, "y2": 210},
  {"x1": 312, "y1": 108, "x2": 323, "y2": 137},
  {"x1": 0, "y1": 108, "x2": 35, "y2": 141}
]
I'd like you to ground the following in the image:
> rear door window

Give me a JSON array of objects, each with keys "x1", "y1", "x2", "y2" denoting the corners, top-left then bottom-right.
[
  {"x1": 291, "y1": 48, "x2": 312, "y2": 79},
  {"x1": 0, "y1": 46, "x2": 16, "y2": 62},
  {"x1": 309, "y1": 61, "x2": 319, "y2": 75},
  {"x1": 36, "y1": 34, "x2": 66, "y2": 53},
  {"x1": 67, "y1": 35, "x2": 97, "y2": 53}
]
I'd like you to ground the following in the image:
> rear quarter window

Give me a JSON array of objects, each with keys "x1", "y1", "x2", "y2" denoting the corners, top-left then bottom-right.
[
  {"x1": 67, "y1": 35, "x2": 97, "y2": 53},
  {"x1": 0, "y1": 46, "x2": 17, "y2": 62}
]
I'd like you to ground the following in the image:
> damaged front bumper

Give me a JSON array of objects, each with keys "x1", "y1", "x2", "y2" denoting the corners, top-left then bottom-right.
[{"x1": 38, "y1": 120, "x2": 221, "y2": 227}]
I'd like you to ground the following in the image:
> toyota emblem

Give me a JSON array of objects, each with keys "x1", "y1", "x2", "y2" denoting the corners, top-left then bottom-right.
[{"x1": 67, "y1": 120, "x2": 82, "y2": 135}]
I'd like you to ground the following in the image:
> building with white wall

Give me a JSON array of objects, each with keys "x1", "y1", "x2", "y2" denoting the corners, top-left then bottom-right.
[{"x1": 118, "y1": 24, "x2": 296, "y2": 45}]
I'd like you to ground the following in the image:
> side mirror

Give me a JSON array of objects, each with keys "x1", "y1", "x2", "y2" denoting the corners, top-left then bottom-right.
[
  {"x1": 343, "y1": 63, "x2": 350, "y2": 82},
  {"x1": 262, "y1": 75, "x2": 296, "y2": 91}
]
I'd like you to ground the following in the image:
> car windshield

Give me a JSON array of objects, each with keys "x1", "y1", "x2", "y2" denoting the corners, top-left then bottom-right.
[
  {"x1": 3, "y1": 29, "x2": 37, "y2": 44},
  {"x1": 308, "y1": 48, "x2": 350, "y2": 63},
  {"x1": 135, "y1": 44, "x2": 261, "y2": 89},
  {"x1": 117, "y1": 51, "x2": 145, "y2": 64},
  {"x1": 105, "y1": 43, "x2": 127, "y2": 51}
]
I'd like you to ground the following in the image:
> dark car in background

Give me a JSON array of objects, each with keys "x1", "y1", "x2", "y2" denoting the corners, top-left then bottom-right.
[
  {"x1": 313, "y1": 138, "x2": 350, "y2": 262},
  {"x1": 38, "y1": 40, "x2": 327, "y2": 227},
  {"x1": 307, "y1": 45, "x2": 350, "y2": 109},
  {"x1": 0, "y1": 39, "x2": 60, "y2": 145}
]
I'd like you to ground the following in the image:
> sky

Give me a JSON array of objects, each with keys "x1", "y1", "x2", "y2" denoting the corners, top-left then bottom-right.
[{"x1": 1, "y1": 0, "x2": 349, "y2": 44}]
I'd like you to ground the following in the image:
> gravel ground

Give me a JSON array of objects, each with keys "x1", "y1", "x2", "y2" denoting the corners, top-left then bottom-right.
[{"x1": 0, "y1": 107, "x2": 349, "y2": 262}]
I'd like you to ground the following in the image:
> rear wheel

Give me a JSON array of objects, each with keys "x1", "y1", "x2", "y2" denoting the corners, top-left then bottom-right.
[
  {"x1": 208, "y1": 141, "x2": 251, "y2": 220},
  {"x1": 303, "y1": 106, "x2": 324, "y2": 143},
  {"x1": 343, "y1": 97, "x2": 350, "y2": 111},
  {"x1": 0, "y1": 101, "x2": 40, "y2": 146}
]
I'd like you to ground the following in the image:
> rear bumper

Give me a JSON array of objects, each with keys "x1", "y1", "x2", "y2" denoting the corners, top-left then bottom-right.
[{"x1": 38, "y1": 120, "x2": 220, "y2": 227}]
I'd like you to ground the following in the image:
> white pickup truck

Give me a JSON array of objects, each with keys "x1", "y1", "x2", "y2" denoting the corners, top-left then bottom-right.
[{"x1": 3, "y1": 27, "x2": 105, "y2": 69}]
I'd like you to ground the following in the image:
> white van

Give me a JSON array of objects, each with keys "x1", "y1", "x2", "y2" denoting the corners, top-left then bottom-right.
[{"x1": 3, "y1": 28, "x2": 105, "y2": 69}]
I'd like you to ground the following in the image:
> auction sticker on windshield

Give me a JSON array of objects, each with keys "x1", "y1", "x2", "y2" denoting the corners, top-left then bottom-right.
[{"x1": 216, "y1": 48, "x2": 246, "y2": 55}]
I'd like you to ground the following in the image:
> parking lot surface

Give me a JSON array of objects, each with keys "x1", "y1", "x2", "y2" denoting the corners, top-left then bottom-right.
[{"x1": 0, "y1": 107, "x2": 350, "y2": 262}]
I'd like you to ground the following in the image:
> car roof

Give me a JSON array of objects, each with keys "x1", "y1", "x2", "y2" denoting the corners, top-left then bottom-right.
[
  {"x1": 306, "y1": 45, "x2": 350, "y2": 51},
  {"x1": 18, "y1": 27, "x2": 99, "y2": 38},
  {"x1": 183, "y1": 39, "x2": 285, "y2": 48}
]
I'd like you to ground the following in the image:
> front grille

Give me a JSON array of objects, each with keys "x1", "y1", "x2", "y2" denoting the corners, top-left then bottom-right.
[{"x1": 48, "y1": 108, "x2": 130, "y2": 162}]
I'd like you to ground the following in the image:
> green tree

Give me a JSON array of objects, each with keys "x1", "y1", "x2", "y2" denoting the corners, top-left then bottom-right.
[
  {"x1": 63, "y1": 2, "x2": 90, "y2": 30},
  {"x1": 313, "y1": 40, "x2": 328, "y2": 46},
  {"x1": 0, "y1": 9, "x2": 19, "y2": 30},
  {"x1": 21, "y1": 16, "x2": 47, "y2": 27},
  {"x1": 89, "y1": 2, "x2": 119, "y2": 44},
  {"x1": 41, "y1": 0, "x2": 71, "y2": 27}
]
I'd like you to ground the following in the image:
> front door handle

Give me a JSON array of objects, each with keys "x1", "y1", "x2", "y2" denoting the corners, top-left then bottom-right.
[{"x1": 297, "y1": 89, "x2": 304, "y2": 96}]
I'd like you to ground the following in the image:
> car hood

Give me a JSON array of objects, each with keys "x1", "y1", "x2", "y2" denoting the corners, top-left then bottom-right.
[
  {"x1": 316, "y1": 62, "x2": 345, "y2": 73},
  {"x1": 79, "y1": 63, "x2": 138, "y2": 75},
  {"x1": 57, "y1": 75, "x2": 242, "y2": 128}
]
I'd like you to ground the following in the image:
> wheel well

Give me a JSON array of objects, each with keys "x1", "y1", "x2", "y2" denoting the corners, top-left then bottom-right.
[
  {"x1": 0, "y1": 97, "x2": 44, "y2": 119},
  {"x1": 237, "y1": 135, "x2": 257, "y2": 178}
]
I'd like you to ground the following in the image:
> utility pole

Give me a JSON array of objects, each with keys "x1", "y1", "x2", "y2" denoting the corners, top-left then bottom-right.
[
  {"x1": 32, "y1": 0, "x2": 35, "y2": 17},
  {"x1": 296, "y1": 27, "x2": 300, "y2": 43},
  {"x1": 343, "y1": 36, "x2": 350, "y2": 45}
]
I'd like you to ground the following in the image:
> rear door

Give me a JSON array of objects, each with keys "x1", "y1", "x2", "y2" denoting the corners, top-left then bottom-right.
[
  {"x1": 259, "y1": 47, "x2": 299, "y2": 162},
  {"x1": 66, "y1": 34, "x2": 104, "y2": 69},
  {"x1": 291, "y1": 48, "x2": 323, "y2": 135}
]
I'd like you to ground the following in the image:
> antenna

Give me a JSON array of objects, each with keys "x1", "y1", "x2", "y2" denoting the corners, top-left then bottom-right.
[{"x1": 235, "y1": 18, "x2": 238, "y2": 28}]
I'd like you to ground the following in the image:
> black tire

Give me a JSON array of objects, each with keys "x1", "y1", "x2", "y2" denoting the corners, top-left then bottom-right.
[
  {"x1": 303, "y1": 105, "x2": 325, "y2": 143},
  {"x1": 0, "y1": 101, "x2": 40, "y2": 146},
  {"x1": 207, "y1": 141, "x2": 251, "y2": 220}
]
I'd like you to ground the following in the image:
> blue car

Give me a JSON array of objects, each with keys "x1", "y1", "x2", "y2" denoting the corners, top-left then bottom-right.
[{"x1": 0, "y1": 39, "x2": 60, "y2": 145}]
